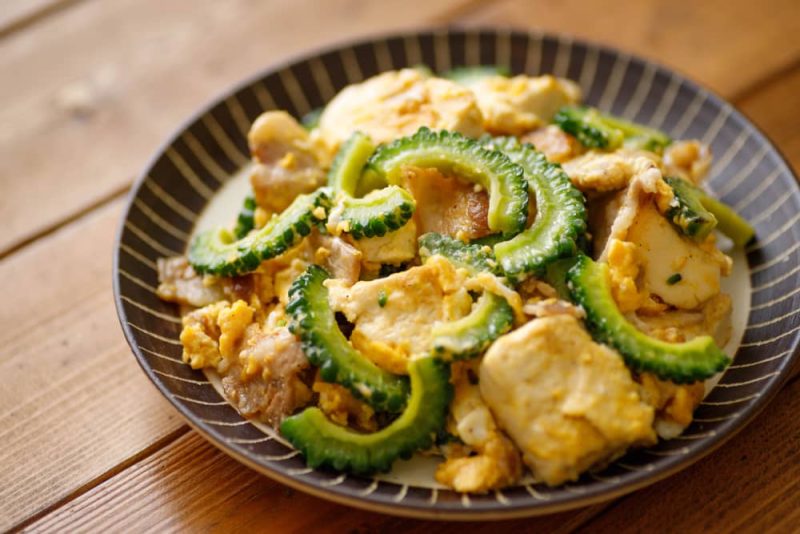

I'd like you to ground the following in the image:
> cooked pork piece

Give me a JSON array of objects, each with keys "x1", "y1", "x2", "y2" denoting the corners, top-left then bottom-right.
[
  {"x1": 248, "y1": 111, "x2": 327, "y2": 213},
  {"x1": 520, "y1": 124, "x2": 582, "y2": 163},
  {"x1": 309, "y1": 232, "x2": 362, "y2": 285},
  {"x1": 403, "y1": 167, "x2": 492, "y2": 241},
  {"x1": 156, "y1": 256, "x2": 225, "y2": 307},
  {"x1": 222, "y1": 325, "x2": 313, "y2": 427}
]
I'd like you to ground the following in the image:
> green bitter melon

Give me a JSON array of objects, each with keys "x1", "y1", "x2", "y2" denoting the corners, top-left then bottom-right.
[
  {"x1": 286, "y1": 264, "x2": 410, "y2": 412},
  {"x1": 280, "y1": 355, "x2": 451, "y2": 475},
  {"x1": 566, "y1": 254, "x2": 731, "y2": 383}
]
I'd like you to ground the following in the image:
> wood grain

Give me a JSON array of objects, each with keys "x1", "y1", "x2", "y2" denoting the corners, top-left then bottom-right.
[
  {"x1": 458, "y1": 0, "x2": 800, "y2": 99},
  {"x1": 737, "y1": 65, "x2": 800, "y2": 172},
  {"x1": 0, "y1": 201, "x2": 185, "y2": 531},
  {"x1": 23, "y1": 431, "x2": 605, "y2": 533},
  {"x1": 0, "y1": 0, "x2": 79, "y2": 37},
  {"x1": 0, "y1": 0, "x2": 470, "y2": 257},
  {"x1": 577, "y1": 375, "x2": 800, "y2": 533},
  {"x1": 2, "y1": 0, "x2": 799, "y2": 531}
]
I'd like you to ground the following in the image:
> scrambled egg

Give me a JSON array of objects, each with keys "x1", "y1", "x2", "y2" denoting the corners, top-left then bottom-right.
[
  {"x1": 638, "y1": 374, "x2": 705, "y2": 439},
  {"x1": 180, "y1": 301, "x2": 226, "y2": 369},
  {"x1": 606, "y1": 239, "x2": 643, "y2": 312},
  {"x1": 217, "y1": 300, "x2": 255, "y2": 359},
  {"x1": 317, "y1": 68, "x2": 484, "y2": 151},
  {"x1": 325, "y1": 256, "x2": 473, "y2": 372},
  {"x1": 563, "y1": 149, "x2": 662, "y2": 194},
  {"x1": 248, "y1": 111, "x2": 328, "y2": 213},
  {"x1": 435, "y1": 362, "x2": 523, "y2": 493},
  {"x1": 480, "y1": 315, "x2": 656, "y2": 486},
  {"x1": 313, "y1": 375, "x2": 377, "y2": 432},
  {"x1": 179, "y1": 299, "x2": 256, "y2": 370},
  {"x1": 663, "y1": 140, "x2": 712, "y2": 184},
  {"x1": 471, "y1": 75, "x2": 581, "y2": 135}
]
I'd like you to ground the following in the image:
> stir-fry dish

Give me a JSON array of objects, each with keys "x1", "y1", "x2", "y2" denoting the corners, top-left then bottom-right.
[{"x1": 156, "y1": 67, "x2": 754, "y2": 492}]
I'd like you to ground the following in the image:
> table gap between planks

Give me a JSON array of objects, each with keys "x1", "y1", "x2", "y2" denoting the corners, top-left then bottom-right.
[{"x1": 1, "y1": 0, "x2": 798, "y2": 531}]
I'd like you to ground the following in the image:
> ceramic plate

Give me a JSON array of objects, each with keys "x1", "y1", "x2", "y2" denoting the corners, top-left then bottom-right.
[{"x1": 114, "y1": 29, "x2": 800, "y2": 520}]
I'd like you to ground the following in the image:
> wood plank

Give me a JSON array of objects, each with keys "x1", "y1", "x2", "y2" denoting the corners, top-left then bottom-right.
[
  {"x1": 0, "y1": 0, "x2": 78, "y2": 37},
  {"x1": 23, "y1": 63, "x2": 798, "y2": 528},
  {"x1": 568, "y1": 374, "x2": 800, "y2": 533},
  {"x1": 457, "y1": 0, "x2": 800, "y2": 99},
  {"x1": 5, "y1": 1, "x2": 799, "y2": 530},
  {"x1": 0, "y1": 201, "x2": 186, "y2": 531},
  {"x1": 0, "y1": 0, "x2": 470, "y2": 256},
  {"x1": 737, "y1": 66, "x2": 800, "y2": 173},
  {"x1": 23, "y1": 431, "x2": 605, "y2": 533}
]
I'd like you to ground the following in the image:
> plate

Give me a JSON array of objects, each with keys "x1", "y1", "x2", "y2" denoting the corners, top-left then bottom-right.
[{"x1": 113, "y1": 29, "x2": 800, "y2": 520}]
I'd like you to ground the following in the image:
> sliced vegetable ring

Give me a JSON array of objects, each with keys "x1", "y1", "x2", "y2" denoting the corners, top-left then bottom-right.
[
  {"x1": 286, "y1": 264, "x2": 410, "y2": 413},
  {"x1": 664, "y1": 176, "x2": 718, "y2": 240},
  {"x1": 431, "y1": 292, "x2": 514, "y2": 360},
  {"x1": 418, "y1": 232, "x2": 499, "y2": 276},
  {"x1": 188, "y1": 189, "x2": 330, "y2": 277},
  {"x1": 330, "y1": 186, "x2": 416, "y2": 239},
  {"x1": 486, "y1": 137, "x2": 587, "y2": 279},
  {"x1": 327, "y1": 132, "x2": 416, "y2": 239},
  {"x1": 567, "y1": 254, "x2": 730, "y2": 383},
  {"x1": 367, "y1": 127, "x2": 529, "y2": 236},
  {"x1": 554, "y1": 105, "x2": 672, "y2": 152},
  {"x1": 233, "y1": 194, "x2": 257, "y2": 239},
  {"x1": 665, "y1": 176, "x2": 754, "y2": 246},
  {"x1": 280, "y1": 355, "x2": 451, "y2": 475}
]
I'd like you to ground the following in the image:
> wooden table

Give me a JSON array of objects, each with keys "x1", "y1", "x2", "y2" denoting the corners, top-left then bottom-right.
[{"x1": 2, "y1": 0, "x2": 798, "y2": 531}]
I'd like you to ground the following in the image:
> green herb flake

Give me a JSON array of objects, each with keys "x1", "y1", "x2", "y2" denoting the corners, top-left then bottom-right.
[
  {"x1": 666, "y1": 273, "x2": 683, "y2": 285},
  {"x1": 378, "y1": 289, "x2": 388, "y2": 308}
]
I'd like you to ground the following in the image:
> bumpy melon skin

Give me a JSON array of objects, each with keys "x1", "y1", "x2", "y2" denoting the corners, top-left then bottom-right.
[
  {"x1": 664, "y1": 176, "x2": 718, "y2": 240},
  {"x1": 486, "y1": 137, "x2": 587, "y2": 279},
  {"x1": 566, "y1": 255, "x2": 730, "y2": 383},
  {"x1": 553, "y1": 105, "x2": 672, "y2": 152},
  {"x1": 328, "y1": 131, "x2": 376, "y2": 197},
  {"x1": 418, "y1": 232, "x2": 499, "y2": 276},
  {"x1": 189, "y1": 189, "x2": 330, "y2": 277},
  {"x1": 280, "y1": 355, "x2": 451, "y2": 475},
  {"x1": 665, "y1": 176, "x2": 754, "y2": 247},
  {"x1": 286, "y1": 265, "x2": 410, "y2": 413},
  {"x1": 367, "y1": 127, "x2": 529, "y2": 236},
  {"x1": 419, "y1": 232, "x2": 514, "y2": 359},
  {"x1": 233, "y1": 195, "x2": 257, "y2": 239},
  {"x1": 431, "y1": 292, "x2": 514, "y2": 360},
  {"x1": 328, "y1": 132, "x2": 416, "y2": 239},
  {"x1": 335, "y1": 186, "x2": 416, "y2": 239}
]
